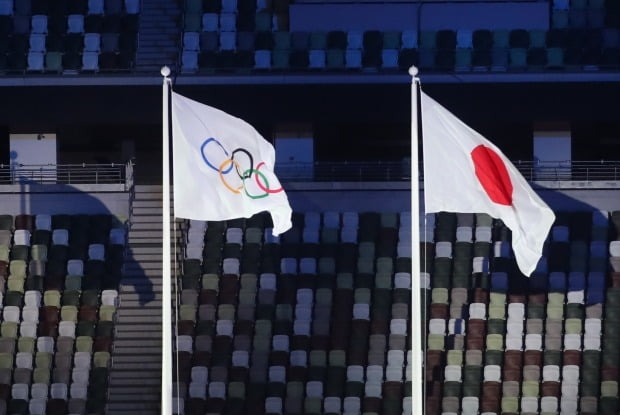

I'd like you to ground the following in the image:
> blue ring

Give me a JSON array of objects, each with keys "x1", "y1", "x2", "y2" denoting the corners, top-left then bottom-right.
[{"x1": 201, "y1": 137, "x2": 233, "y2": 174}]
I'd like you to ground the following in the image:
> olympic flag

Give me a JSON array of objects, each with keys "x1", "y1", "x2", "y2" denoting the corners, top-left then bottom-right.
[
  {"x1": 421, "y1": 90, "x2": 555, "y2": 276},
  {"x1": 171, "y1": 91, "x2": 292, "y2": 236}
]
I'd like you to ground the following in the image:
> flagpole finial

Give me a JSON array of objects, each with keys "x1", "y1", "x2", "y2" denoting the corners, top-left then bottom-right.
[
  {"x1": 161, "y1": 65, "x2": 171, "y2": 77},
  {"x1": 408, "y1": 65, "x2": 419, "y2": 77}
]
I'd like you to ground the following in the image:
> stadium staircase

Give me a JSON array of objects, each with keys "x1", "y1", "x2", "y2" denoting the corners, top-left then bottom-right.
[
  {"x1": 135, "y1": 0, "x2": 182, "y2": 72},
  {"x1": 107, "y1": 185, "x2": 185, "y2": 414}
]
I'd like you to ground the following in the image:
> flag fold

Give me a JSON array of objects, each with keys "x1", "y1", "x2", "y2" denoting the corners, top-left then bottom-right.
[
  {"x1": 171, "y1": 92, "x2": 292, "y2": 236},
  {"x1": 421, "y1": 90, "x2": 555, "y2": 276}
]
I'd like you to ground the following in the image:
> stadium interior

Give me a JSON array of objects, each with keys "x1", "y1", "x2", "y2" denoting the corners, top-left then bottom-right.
[{"x1": 0, "y1": 0, "x2": 619, "y2": 414}]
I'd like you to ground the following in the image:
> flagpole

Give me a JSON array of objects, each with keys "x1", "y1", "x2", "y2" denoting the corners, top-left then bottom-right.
[
  {"x1": 160, "y1": 65, "x2": 172, "y2": 415},
  {"x1": 409, "y1": 66, "x2": 423, "y2": 415}
]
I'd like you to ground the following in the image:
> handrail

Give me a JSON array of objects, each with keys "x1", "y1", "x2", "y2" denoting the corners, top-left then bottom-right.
[
  {"x1": 0, "y1": 163, "x2": 129, "y2": 185},
  {"x1": 275, "y1": 160, "x2": 620, "y2": 182}
]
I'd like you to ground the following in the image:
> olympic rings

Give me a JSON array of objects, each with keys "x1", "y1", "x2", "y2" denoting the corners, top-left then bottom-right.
[{"x1": 200, "y1": 137, "x2": 284, "y2": 198}]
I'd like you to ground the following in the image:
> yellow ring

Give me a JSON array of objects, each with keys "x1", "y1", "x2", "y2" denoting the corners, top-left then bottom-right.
[{"x1": 219, "y1": 158, "x2": 243, "y2": 194}]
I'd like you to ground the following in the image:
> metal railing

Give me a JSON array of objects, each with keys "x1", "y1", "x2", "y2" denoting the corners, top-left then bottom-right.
[
  {"x1": 276, "y1": 160, "x2": 620, "y2": 182},
  {"x1": 0, "y1": 162, "x2": 133, "y2": 185}
]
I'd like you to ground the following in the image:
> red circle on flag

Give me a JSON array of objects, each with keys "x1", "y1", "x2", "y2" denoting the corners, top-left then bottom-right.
[{"x1": 471, "y1": 144, "x2": 513, "y2": 206}]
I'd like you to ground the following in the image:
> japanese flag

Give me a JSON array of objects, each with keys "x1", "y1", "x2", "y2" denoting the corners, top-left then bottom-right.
[{"x1": 421, "y1": 91, "x2": 555, "y2": 276}]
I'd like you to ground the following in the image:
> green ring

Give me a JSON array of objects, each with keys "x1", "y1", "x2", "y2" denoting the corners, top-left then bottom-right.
[{"x1": 242, "y1": 168, "x2": 269, "y2": 199}]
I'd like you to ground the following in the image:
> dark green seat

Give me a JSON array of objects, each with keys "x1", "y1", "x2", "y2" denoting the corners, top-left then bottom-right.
[
  {"x1": 442, "y1": 381, "x2": 461, "y2": 397},
  {"x1": 543, "y1": 350, "x2": 562, "y2": 366},
  {"x1": 485, "y1": 350, "x2": 503, "y2": 366}
]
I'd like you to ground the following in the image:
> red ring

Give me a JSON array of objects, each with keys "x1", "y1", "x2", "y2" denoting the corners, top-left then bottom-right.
[{"x1": 254, "y1": 162, "x2": 284, "y2": 194}]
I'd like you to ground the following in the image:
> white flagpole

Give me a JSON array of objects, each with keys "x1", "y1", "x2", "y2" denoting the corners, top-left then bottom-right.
[
  {"x1": 409, "y1": 66, "x2": 423, "y2": 415},
  {"x1": 160, "y1": 66, "x2": 172, "y2": 415}
]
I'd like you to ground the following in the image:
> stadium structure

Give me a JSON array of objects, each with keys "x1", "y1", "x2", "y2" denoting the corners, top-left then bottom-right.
[{"x1": 0, "y1": 0, "x2": 620, "y2": 414}]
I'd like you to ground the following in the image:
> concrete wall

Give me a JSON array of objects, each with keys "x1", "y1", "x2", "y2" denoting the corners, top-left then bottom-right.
[{"x1": 289, "y1": 2, "x2": 549, "y2": 32}]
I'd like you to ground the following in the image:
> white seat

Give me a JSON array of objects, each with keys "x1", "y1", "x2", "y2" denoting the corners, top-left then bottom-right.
[
  {"x1": 259, "y1": 273, "x2": 276, "y2": 290},
  {"x1": 552, "y1": 225, "x2": 569, "y2": 241},
  {"x1": 387, "y1": 350, "x2": 404, "y2": 367},
  {"x1": 27, "y1": 53, "x2": 44, "y2": 73},
  {"x1": 183, "y1": 32, "x2": 200, "y2": 51},
  {"x1": 346, "y1": 31, "x2": 363, "y2": 49},
  {"x1": 24, "y1": 291, "x2": 41, "y2": 307},
  {"x1": 591, "y1": 240, "x2": 607, "y2": 257},
  {"x1": 585, "y1": 318, "x2": 601, "y2": 335},
  {"x1": 562, "y1": 365, "x2": 580, "y2": 380},
  {"x1": 88, "y1": 243, "x2": 105, "y2": 260},
  {"x1": 3, "y1": 306, "x2": 20, "y2": 322},
  {"x1": 352, "y1": 303, "x2": 369, "y2": 320},
  {"x1": 507, "y1": 303, "x2": 525, "y2": 320},
  {"x1": 52, "y1": 229, "x2": 69, "y2": 245},
  {"x1": 188, "y1": 382, "x2": 206, "y2": 398},
  {"x1": 269, "y1": 366, "x2": 286, "y2": 383},
  {"x1": 272, "y1": 335, "x2": 289, "y2": 351},
  {"x1": 11, "y1": 383, "x2": 29, "y2": 400},
  {"x1": 347, "y1": 365, "x2": 364, "y2": 382},
  {"x1": 172, "y1": 397, "x2": 184, "y2": 414},
  {"x1": 37, "y1": 336, "x2": 55, "y2": 353},
  {"x1": 67, "y1": 259, "x2": 84, "y2": 276},
  {"x1": 16, "y1": 352, "x2": 33, "y2": 369},
  {"x1": 73, "y1": 352, "x2": 91, "y2": 369},
  {"x1": 494, "y1": 241, "x2": 511, "y2": 258},
  {"x1": 181, "y1": 51, "x2": 198, "y2": 72},
  {"x1": 302, "y1": 228, "x2": 319, "y2": 243},
  {"x1": 306, "y1": 380, "x2": 323, "y2": 398},
  {"x1": 340, "y1": 227, "x2": 357, "y2": 243},
  {"x1": 520, "y1": 396, "x2": 539, "y2": 413},
  {"x1": 455, "y1": 226, "x2": 473, "y2": 242},
  {"x1": 561, "y1": 381, "x2": 579, "y2": 397},
  {"x1": 567, "y1": 289, "x2": 584, "y2": 304},
  {"x1": 610, "y1": 241, "x2": 620, "y2": 257},
  {"x1": 344, "y1": 49, "x2": 362, "y2": 69},
  {"x1": 202, "y1": 13, "x2": 218, "y2": 31},
  {"x1": 290, "y1": 350, "x2": 307, "y2": 367},
  {"x1": 475, "y1": 226, "x2": 492, "y2": 242},
  {"x1": 31, "y1": 383, "x2": 48, "y2": 399},
  {"x1": 461, "y1": 396, "x2": 479, "y2": 415},
  {"x1": 124, "y1": 0, "x2": 140, "y2": 13},
  {"x1": 13, "y1": 229, "x2": 31, "y2": 246},
  {"x1": 506, "y1": 320, "x2": 523, "y2": 335},
  {"x1": 469, "y1": 303, "x2": 486, "y2": 319},
  {"x1": 525, "y1": 333, "x2": 543, "y2": 350},
  {"x1": 504, "y1": 334, "x2": 522, "y2": 351},
  {"x1": 435, "y1": 241, "x2": 452, "y2": 258},
  {"x1": 109, "y1": 228, "x2": 125, "y2": 245},
  {"x1": 553, "y1": 0, "x2": 569, "y2": 10},
  {"x1": 560, "y1": 396, "x2": 578, "y2": 413},
  {"x1": 542, "y1": 365, "x2": 560, "y2": 381},
  {"x1": 390, "y1": 319, "x2": 407, "y2": 335},
  {"x1": 299, "y1": 258, "x2": 316, "y2": 274},
  {"x1": 381, "y1": 49, "x2": 398, "y2": 68},
  {"x1": 190, "y1": 366, "x2": 208, "y2": 384},
  {"x1": 564, "y1": 333, "x2": 582, "y2": 350},
  {"x1": 222, "y1": 258, "x2": 239, "y2": 275},
  {"x1": 265, "y1": 397, "x2": 282, "y2": 414},
  {"x1": 22, "y1": 305, "x2": 39, "y2": 323},
  {"x1": 67, "y1": 14, "x2": 84, "y2": 33},
  {"x1": 540, "y1": 396, "x2": 558, "y2": 412},
  {"x1": 29, "y1": 399, "x2": 47, "y2": 415},
  {"x1": 397, "y1": 242, "x2": 412, "y2": 257},
  {"x1": 0, "y1": 0, "x2": 12, "y2": 15},
  {"x1": 324, "y1": 397, "x2": 341, "y2": 413},
  {"x1": 101, "y1": 290, "x2": 118, "y2": 306},
  {"x1": 176, "y1": 335, "x2": 193, "y2": 352},
  {"x1": 293, "y1": 320, "x2": 310, "y2": 336},
  {"x1": 472, "y1": 256, "x2": 489, "y2": 274},
  {"x1": 31, "y1": 15, "x2": 47, "y2": 34},
  {"x1": 58, "y1": 321, "x2": 76, "y2": 338},
  {"x1": 583, "y1": 333, "x2": 600, "y2": 350},
  {"x1": 215, "y1": 320, "x2": 233, "y2": 337},
  {"x1": 84, "y1": 33, "x2": 101, "y2": 52},
  {"x1": 29, "y1": 34, "x2": 46, "y2": 52},
  {"x1": 429, "y1": 319, "x2": 446, "y2": 335},
  {"x1": 225, "y1": 228, "x2": 243, "y2": 245},
  {"x1": 366, "y1": 365, "x2": 383, "y2": 382},
  {"x1": 444, "y1": 365, "x2": 461, "y2": 382},
  {"x1": 20, "y1": 322, "x2": 37, "y2": 338},
  {"x1": 448, "y1": 318, "x2": 465, "y2": 335},
  {"x1": 343, "y1": 396, "x2": 360, "y2": 414},
  {"x1": 231, "y1": 350, "x2": 248, "y2": 367},
  {"x1": 264, "y1": 228, "x2": 279, "y2": 243},
  {"x1": 280, "y1": 258, "x2": 297, "y2": 274},
  {"x1": 456, "y1": 29, "x2": 473, "y2": 48},
  {"x1": 88, "y1": 0, "x2": 104, "y2": 14},
  {"x1": 364, "y1": 381, "x2": 381, "y2": 397},
  {"x1": 483, "y1": 365, "x2": 501, "y2": 381},
  {"x1": 385, "y1": 366, "x2": 403, "y2": 381},
  {"x1": 208, "y1": 382, "x2": 226, "y2": 399},
  {"x1": 70, "y1": 382, "x2": 87, "y2": 399}
]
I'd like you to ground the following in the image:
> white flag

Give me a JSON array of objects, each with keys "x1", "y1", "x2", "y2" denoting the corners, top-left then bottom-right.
[
  {"x1": 171, "y1": 92, "x2": 292, "y2": 236},
  {"x1": 421, "y1": 90, "x2": 555, "y2": 276}
]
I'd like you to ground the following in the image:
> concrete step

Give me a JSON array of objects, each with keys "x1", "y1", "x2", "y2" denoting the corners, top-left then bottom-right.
[
  {"x1": 111, "y1": 355, "x2": 163, "y2": 364},
  {"x1": 116, "y1": 315, "x2": 164, "y2": 324}
]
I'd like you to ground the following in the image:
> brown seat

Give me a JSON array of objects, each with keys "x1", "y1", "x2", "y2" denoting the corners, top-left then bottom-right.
[
  {"x1": 382, "y1": 381, "x2": 403, "y2": 400},
  {"x1": 369, "y1": 319, "x2": 389, "y2": 335},
  {"x1": 93, "y1": 336, "x2": 112, "y2": 352},
  {"x1": 427, "y1": 380, "x2": 442, "y2": 397},
  {"x1": 467, "y1": 319, "x2": 486, "y2": 335},
  {"x1": 228, "y1": 366, "x2": 248, "y2": 382},
  {"x1": 269, "y1": 351, "x2": 288, "y2": 366},
  {"x1": 473, "y1": 288, "x2": 489, "y2": 303},
  {"x1": 185, "y1": 398, "x2": 206, "y2": 415},
  {"x1": 563, "y1": 350, "x2": 582, "y2": 366},
  {"x1": 523, "y1": 350, "x2": 542, "y2": 366},
  {"x1": 541, "y1": 381, "x2": 560, "y2": 397},
  {"x1": 39, "y1": 306, "x2": 60, "y2": 324},
  {"x1": 602, "y1": 366, "x2": 619, "y2": 381},
  {"x1": 430, "y1": 303, "x2": 449, "y2": 319},
  {"x1": 37, "y1": 322, "x2": 58, "y2": 337},
  {"x1": 233, "y1": 320, "x2": 253, "y2": 336},
  {"x1": 611, "y1": 272, "x2": 620, "y2": 287},
  {"x1": 502, "y1": 368, "x2": 522, "y2": 382},
  {"x1": 362, "y1": 397, "x2": 382, "y2": 413},
  {"x1": 15, "y1": 214, "x2": 33, "y2": 231},
  {"x1": 78, "y1": 305, "x2": 98, "y2": 322},
  {"x1": 192, "y1": 351, "x2": 211, "y2": 367},
  {"x1": 177, "y1": 320, "x2": 195, "y2": 336},
  {"x1": 44, "y1": 275, "x2": 64, "y2": 291},
  {"x1": 0, "y1": 261, "x2": 7, "y2": 278},
  {"x1": 199, "y1": 289, "x2": 218, "y2": 305},
  {"x1": 465, "y1": 335, "x2": 484, "y2": 350},
  {"x1": 508, "y1": 294, "x2": 527, "y2": 303},
  {"x1": 46, "y1": 399, "x2": 68, "y2": 415},
  {"x1": 528, "y1": 293, "x2": 547, "y2": 305},
  {"x1": 425, "y1": 396, "x2": 441, "y2": 415},
  {"x1": 503, "y1": 350, "x2": 523, "y2": 370},
  {"x1": 287, "y1": 366, "x2": 306, "y2": 382}
]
